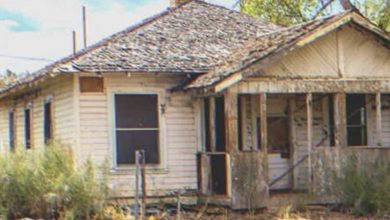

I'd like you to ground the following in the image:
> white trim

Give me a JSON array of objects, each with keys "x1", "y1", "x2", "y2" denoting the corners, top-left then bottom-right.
[{"x1": 108, "y1": 89, "x2": 167, "y2": 171}]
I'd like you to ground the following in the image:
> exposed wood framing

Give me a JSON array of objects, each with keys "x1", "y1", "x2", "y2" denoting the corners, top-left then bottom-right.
[
  {"x1": 235, "y1": 79, "x2": 390, "y2": 94},
  {"x1": 259, "y1": 93, "x2": 267, "y2": 153},
  {"x1": 334, "y1": 93, "x2": 347, "y2": 147},
  {"x1": 306, "y1": 93, "x2": 313, "y2": 190},
  {"x1": 224, "y1": 89, "x2": 238, "y2": 153},
  {"x1": 376, "y1": 92, "x2": 383, "y2": 146},
  {"x1": 209, "y1": 97, "x2": 216, "y2": 152}
]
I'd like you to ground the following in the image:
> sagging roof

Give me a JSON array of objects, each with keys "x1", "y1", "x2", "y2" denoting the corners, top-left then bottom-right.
[{"x1": 185, "y1": 10, "x2": 390, "y2": 92}]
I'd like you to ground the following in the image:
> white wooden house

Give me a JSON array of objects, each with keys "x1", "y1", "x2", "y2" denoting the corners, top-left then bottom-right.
[{"x1": 2, "y1": 0, "x2": 390, "y2": 209}]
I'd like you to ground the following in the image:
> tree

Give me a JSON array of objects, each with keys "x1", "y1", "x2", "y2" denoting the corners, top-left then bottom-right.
[{"x1": 240, "y1": 0, "x2": 390, "y2": 31}]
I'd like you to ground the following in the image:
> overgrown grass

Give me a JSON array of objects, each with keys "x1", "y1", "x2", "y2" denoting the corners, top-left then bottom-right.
[
  {"x1": 0, "y1": 143, "x2": 109, "y2": 219},
  {"x1": 332, "y1": 152, "x2": 390, "y2": 216}
]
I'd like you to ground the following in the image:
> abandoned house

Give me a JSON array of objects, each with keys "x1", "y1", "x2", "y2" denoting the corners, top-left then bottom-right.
[{"x1": 2, "y1": 0, "x2": 390, "y2": 209}]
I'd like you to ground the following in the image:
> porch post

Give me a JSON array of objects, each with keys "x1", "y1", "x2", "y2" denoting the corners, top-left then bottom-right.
[
  {"x1": 209, "y1": 97, "x2": 216, "y2": 152},
  {"x1": 224, "y1": 89, "x2": 238, "y2": 153},
  {"x1": 306, "y1": 93, "x2": 313, "y2": 189},
  {"x1": 376, "y1": 92, "x2": 382, "y2": 146},
  {"x1": 334, "y1": 93, "x2": 347, "y2": 147},
  {"x1": 259, "y1": 93, "x2": 267, "y2": 153}
]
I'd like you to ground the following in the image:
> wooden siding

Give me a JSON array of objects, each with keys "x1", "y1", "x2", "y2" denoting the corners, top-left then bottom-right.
[
  {"x1": 0, "y1": 75, "x2": 76, "y2": 152},
  {"x1": 77, "y1": 73, "x2": 198, "y2": 196},
  {"x1": 261, "y1": 26, "x2": 390, "y2": 79}
]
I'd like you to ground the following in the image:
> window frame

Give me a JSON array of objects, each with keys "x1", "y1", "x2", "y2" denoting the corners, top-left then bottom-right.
[{"x1": 109, "y1": 90, "x2": 167, "y2": 171}]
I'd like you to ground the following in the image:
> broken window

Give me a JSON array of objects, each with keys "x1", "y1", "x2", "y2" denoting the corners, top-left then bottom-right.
[
  {"x1": 346, "y1": 94, "x2": 367, "y2": 146},
  {"x1": 25, "y1": 108, "x2": 31, "y2": 149},
  {"x1": 44, "y1": 101, "x2": 52, "y2": 145},
  {"x1": 114, "y1": 94, "x2": 159, "y2": 165},
  {"x1": 9, "y1": 111, "x2": 15, "y2": 151}
]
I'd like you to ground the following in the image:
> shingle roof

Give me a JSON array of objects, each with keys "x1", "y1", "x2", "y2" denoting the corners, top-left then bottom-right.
[
  {"x1": 60, "y1": 0, "x2": 280, "y2": 73},
  {"x1": 184, "y1": 10, "x2": 390, "y2": 91},
  {"x1": 0, "y1": 0, "x2": 280, "y2": 95}
]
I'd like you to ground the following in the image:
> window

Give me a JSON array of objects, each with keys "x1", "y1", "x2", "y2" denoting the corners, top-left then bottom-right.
[
  {"x1": 25, "y1": 108, "x2": 32, "y2": 149},
  {"x1": 267, "y1": 116, "x2": 290, "y2": 158},
  {"x1": 202, "y1": 97, "x2": 226, "y2": 152},
  {"x1": 346, "y1": 94, "x2": 367, "y2": 146},
  {"x1": 114, "y1": 94, "x2": 159, "y2": 165},
  {"x1": 9, "y1": 111, "x2": 15, "y2": 151},
  {"x1": 44, "y1": 101, "x2": 52, "y2": 144}
]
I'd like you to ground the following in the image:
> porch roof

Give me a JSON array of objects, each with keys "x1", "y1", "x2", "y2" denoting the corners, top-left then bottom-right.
[{"x1": 184, "y1": 10, "x2": 390, "y2": 93}]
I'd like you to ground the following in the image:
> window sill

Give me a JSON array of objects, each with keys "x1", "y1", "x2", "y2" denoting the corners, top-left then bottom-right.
[{"x1": 109, "y1": 167, "x2": 169, "y2": 175}]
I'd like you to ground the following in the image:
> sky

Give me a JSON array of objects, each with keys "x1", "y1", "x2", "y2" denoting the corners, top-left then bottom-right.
[{"x1": 0, "y1": 0, "x2": 237, "y2": 74}]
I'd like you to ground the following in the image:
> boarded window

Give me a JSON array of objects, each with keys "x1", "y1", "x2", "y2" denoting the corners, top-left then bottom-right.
[
  {"x1": 44, "y1": 102, "x2": 52, "y2": 144},
  {"x1": 25, "y1": 109, "x2": 31, "y2": 149},
  {"x1": 115, "y1": 94, "x2": 159, "y2": 165},
  {"x1": 346, "y1": 94, "x2": 367, "y2": 146},
  {"x1": 9, "y1": 111, "x2": 15, "y2": 151},
  {"x1": 79, "y1": 77, "x2": 104, "y2": 93}
]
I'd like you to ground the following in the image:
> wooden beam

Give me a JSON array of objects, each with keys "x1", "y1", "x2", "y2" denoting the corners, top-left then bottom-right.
[
  {"x1": 259, "y1": 94, "x2": 268, "y2": 154},
  {"x1": 209, "y1": 97, "x2": 216, "y2": 152},
  {"x1": 306, "y1": 93, "x2": 313, "y2": 190},
  {"x1": 376, "y1": 93, "x2": 383, "y2": 146},
  {"x1": 288, "y1": 97, "x2": 297, "y2": 189},
  {"x1": 334, "y1": 93, "x2": 347, "y2": 147},
  {"x1": 224, "y1": 89, "x2": 238, "y2": 153}
]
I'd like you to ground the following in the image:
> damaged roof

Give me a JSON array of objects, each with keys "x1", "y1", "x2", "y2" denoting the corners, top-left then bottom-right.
[
  {"x1": 1, "y1": 0, "x2": 280, "y2": 95},
  {"x1": 185, "y1": 10, "x2": 390, "y2": 91},
  {"x1": 56, "y1": 0, "x2": 280, "y2": 73}
]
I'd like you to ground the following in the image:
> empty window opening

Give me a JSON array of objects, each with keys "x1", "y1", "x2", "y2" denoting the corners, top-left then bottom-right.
[
  {"x1": 25, "y1": 108, "x2": 32, "y2": 149},
  {"x1": 114, "y1": 94, "x2": 159, "y2": 165},
  {"x1": 202, "y1": 97, "x2": 226, "y2": 152},
  {"x1": 203, "y1": 98, "x2": 211, "y2": 152},
  {"x1": 215, "y1": 97, "x2": 225, "y2": 152},
  {"x1": 346, "y1": 94, "x2": 367, "y2": 146},
  {"x1": 9, "y1": 111, "x2": 15, "y2": 151},
  {"x1": 44, "y1": 101, "x2": 52, "y2": 145},
  {"x1": 327, "y1": 95, "x2": 335, "y2": 146}
]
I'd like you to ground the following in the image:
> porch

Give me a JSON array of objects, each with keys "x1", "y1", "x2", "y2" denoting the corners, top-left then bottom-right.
[{"x1": 196, "y1": 78, "x2": 390, "y2": 210}]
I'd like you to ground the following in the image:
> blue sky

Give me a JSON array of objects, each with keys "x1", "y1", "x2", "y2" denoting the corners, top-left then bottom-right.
[{"x1": 0, "y1": 0, "x2": 236, "y2": 74}]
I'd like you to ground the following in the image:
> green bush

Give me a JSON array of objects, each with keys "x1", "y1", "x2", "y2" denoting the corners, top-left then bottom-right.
[
  {"x1": 0, "y1": 144, "x2": 109, "y2": 219},
  {"x1": 332, "y1": 152, "x2": 390, "y2": 216}
]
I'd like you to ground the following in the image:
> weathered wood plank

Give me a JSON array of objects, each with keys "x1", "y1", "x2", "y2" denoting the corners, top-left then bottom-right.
[
  {"x1": 259, "y1": 93, "x2": 267, "y2": 153},
  {"x1": 334, "y1": 93, "x2": 347, "y2": 147},
  {"x1": 376, "y1": 92, "x2": 383, "y2": 146},
  {"x1": 224, "y1": 89, "x2": 238, "y2": 153},
  {"x1": 306, "y1": 93, "x2": 313, "y2": 190},
  {"x1": 209, "y1": 97, "x2": 216, "y2": 152}
]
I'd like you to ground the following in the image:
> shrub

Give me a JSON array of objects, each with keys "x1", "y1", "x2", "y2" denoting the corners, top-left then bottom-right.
[
  {"x1": 0, "y1": 143, "x2": 109, "y2": 219},
  {"x1": 332, "y1": 152, "x2": 390, "y2": 216}
]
